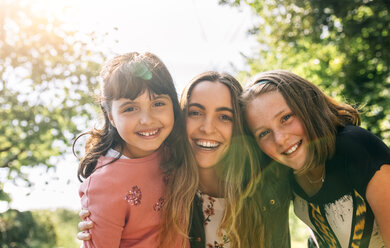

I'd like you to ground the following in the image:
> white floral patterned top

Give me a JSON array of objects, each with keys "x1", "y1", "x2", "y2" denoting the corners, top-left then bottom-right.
[{"x1": 196, "y1": 190, "x2": 230, "y2": 248}]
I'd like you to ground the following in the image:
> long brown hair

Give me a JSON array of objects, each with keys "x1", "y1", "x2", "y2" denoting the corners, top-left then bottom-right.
[
  {"x1": 73, "y1": 52, "x2": 198, "y2": 248},
  {"x1": 181, "y1": 71, "x2": 265, "y2": 248},
  {"x1": 241, "y1": 70, "x2": 360, "y2": 174}
]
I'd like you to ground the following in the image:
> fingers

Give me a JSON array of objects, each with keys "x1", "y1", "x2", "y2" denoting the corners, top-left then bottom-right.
[
  {"x1": 78, "y1": 220, "x2": 93, "y2": 231},
  {"x1": 79, "y1": 209, "x2": 90, "y2": 220},
  {"x1": 77, "y1": 209, "x2": 92, "y2": 241},
  {"x1": 77, "y1": 231, "x2": 91, "y2": 241}
]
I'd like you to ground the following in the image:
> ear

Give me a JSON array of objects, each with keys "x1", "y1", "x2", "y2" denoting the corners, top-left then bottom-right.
[{"x1": 108, "y1": 113, "x2": 116, "y2": 128}]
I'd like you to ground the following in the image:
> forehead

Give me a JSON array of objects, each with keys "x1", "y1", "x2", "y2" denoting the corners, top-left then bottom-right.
[
  {"x1": 189, "y1": 81, "x2": 232, "y2": 106},
  {"x1": 246, "y1": 91, "x2": 289, "y2": 125}
]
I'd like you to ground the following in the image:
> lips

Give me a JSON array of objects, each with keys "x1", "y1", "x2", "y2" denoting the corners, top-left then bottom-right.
[
  {"x1": 194, "y1": 139, "x2": 220, "y2": 150},
  {"x1": 136, "y1": 128, "x2": 160, "y2": 137},
  {"x1": 282, "y1": 140, "x2": 302, "y2": 155}
]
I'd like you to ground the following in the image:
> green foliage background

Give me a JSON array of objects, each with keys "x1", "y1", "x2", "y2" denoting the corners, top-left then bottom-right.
[
  {"x1": 0, "y1": 208, "x2": 81, "y2": 248},
  {"x1": 1, "y1": 0, "x2": 389, "y2": 246},
  {"x1": 220, "y1": 0, "x2": 390, "y2": 145},
  {"x1": 0, "y1": 0, "x2": 104, "y2": 190},
  {"x1": 0, "y1": 0, "x2": 105, "y2": 245}
]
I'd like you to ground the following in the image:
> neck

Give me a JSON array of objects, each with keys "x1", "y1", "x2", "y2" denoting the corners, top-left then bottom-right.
[
  {"x1": 198, "y1": 167, "x2": 223, "y2": 198},
  {"x1": 294, "y1": 164, "x2": 326, "y2": 197},
  {"x1": 305, "y1": 165, "x2": 325, "y2": 183}
]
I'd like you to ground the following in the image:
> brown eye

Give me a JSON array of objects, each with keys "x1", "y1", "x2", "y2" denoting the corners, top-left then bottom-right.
[
  {"x1": 124, "y1": 106, "x2": 135, "y2": 112},
  {"x1": 154, "y1": 101, "x2": 165, "y2": 107},
  {"x1": 188, "y1": 110, "x2": 200, "y2": 117},
  {"x1": 220, "y1": 114, "x2": 233, "y2": 122}
]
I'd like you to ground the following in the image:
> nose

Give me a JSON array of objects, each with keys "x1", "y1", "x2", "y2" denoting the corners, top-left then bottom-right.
[
  {"x1": 139, "y1": 110, "x2": 153, "y2": 125},
  {"x1": 199, "y1": 116, "x2": 215, "y2": 134},
  {"x1": 274, "y1": 130, "x2": 288, "y2": 146}
]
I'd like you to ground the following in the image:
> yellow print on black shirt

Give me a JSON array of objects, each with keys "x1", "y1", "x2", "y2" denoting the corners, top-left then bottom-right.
[{"x1": 308, "y1": 190, "x2": 367, "y2": 248}]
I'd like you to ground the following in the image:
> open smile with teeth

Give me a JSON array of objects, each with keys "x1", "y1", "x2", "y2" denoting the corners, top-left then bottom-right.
[
  {"x1": 282, "y1": 140, "x2": 302, "y2": 155},
  {"x1": 137, "y1": 129, "x2": 160, "y2": 137},
  {"x1": 195, "y1": 140, "x2": 220, "y2": 149}
]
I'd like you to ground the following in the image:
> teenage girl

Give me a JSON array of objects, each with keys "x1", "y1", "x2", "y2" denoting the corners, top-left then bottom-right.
[
  {"x1": 74, "y1": 52, "x2": 198, "y2": 248},
  {"x1": 242, "y1": 70, "x2": 390, "y2": 247},
  {"x1": 78, "y1": 71, "x2": 291, "y2": 248},
  {"x1": 181, "y1": 71, "x2": 291, "y2": 248}
]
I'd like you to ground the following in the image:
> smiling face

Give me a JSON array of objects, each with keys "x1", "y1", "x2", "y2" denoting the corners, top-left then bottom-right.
[
  {"x1": 245, "y1": 90, "x2": 308, "y2": 171},
  {"x1": 109, "y1": 90, "x2": 174, "y2": 158},
  {"x1": 186, "y1": 81, "x2": 234, "y2": 169}
]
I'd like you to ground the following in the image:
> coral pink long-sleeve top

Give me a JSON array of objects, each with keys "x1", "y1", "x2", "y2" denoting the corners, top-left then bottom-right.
[{"x1": 79, "y1": 150, "x2": 166, "y2": 248}]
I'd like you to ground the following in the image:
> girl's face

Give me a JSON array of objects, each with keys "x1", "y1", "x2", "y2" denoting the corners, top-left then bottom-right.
[
  {"x1": 186, "y1": 81, "x2": 234, "y2": 169},
  {"x1": 109, "y1": 90, "x2": 174, "y2": 158},
  {"x1": 245, "y1": 91, "x2": 308, "y2": 171}
]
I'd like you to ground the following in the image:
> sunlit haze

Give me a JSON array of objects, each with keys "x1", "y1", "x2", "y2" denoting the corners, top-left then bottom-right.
[{"x1": 2, "y1": 0, "x2": 257, "y2": 211}]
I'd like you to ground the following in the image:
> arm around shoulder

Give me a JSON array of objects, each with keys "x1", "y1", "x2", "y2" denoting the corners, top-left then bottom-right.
[{"x1": 366, "y1": 164, "x2": 390, "y2": 247}]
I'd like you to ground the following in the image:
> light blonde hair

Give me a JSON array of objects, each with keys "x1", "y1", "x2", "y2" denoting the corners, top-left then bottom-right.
[{"x1": 181, "y1": 71, "x2": 265, "y2": 248}]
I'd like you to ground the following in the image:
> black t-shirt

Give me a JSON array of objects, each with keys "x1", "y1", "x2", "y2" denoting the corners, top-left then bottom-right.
[{"x1": 291, "y1": 125, "x2": 390, "y2": 248}]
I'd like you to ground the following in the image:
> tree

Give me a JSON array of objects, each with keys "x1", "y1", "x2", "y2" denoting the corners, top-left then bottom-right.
[
  {"x1": 0, "y1": 208, "x2": 81, "y2": 247},
  {"x1": 220, "y1": 0, "x2": 390, "y2": 144},
  {"x1": 0, "y1": 0, "x2": 106, "y2": 192},
  {"x1": 0, "y1": 209, "x2": 56, "y2": 247}
]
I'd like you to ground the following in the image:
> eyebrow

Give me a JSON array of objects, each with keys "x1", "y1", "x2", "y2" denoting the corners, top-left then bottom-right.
[
  {"x1": 118, "y1": 95, "x2": 170, "y2": 108},
  {"x1": 150, "y1": 94, "x2": 170, "y2": 100},
  {"x1": 274, "y1": 109, "x2": 285, "y2": 119},
  {"x1": 188, "y1": 103, "x2": 233, "y2": 113},
  {"x1": 119, "y1": 100, "x2": 133, "y2": 109}
]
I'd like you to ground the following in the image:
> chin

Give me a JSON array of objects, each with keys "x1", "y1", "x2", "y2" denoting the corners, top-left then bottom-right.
[
  {"x1": 197, "y1": 164, "x2": 215, "y2": 169},
  {"x1": 196, "y1": 160, "x2": 216, "y2": 169}
]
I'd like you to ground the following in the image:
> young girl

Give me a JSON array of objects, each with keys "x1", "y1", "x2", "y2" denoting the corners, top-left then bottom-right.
[
  {"x1": 242, "y1": 70, "x2": 390, "y2": 247},
  {"x1": 75, "y1": 52, "x2": 198, "y2": 248}
]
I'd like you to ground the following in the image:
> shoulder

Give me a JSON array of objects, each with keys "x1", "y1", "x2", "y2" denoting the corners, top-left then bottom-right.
[
  {"x1": 79, "y1": 159, "x2": 131, "y2": 196},
  {"x1": 335, "y1": 125, "x2": 390, "y2": 159},
  {"x1": 333, "y1": 125, "x2": 390, "y2": 193},
  {"x1": 337, "y1": 125, "x2": 378, "y2": 144},
  {"x1": 80, "y1": 157, "x2": 147, "y2": 194}
]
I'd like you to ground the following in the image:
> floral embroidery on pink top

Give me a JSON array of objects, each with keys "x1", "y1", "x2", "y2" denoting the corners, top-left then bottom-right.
[{"x1": 125, "y1": 185, "x2": 142, "y2": 205}]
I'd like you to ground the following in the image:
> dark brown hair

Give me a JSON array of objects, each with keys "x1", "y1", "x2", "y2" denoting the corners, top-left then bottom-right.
[
  {"x1": 74, "y1": 52, "x2": 186, "y2": 179},
  {"x1": 74, "y1": 52, "x2": 198, "y2": 248}
]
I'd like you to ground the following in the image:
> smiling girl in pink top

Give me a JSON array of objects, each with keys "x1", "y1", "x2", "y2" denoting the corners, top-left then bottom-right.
[{"x1": 74, "y1": 52, "x2": 198, "y2": 248}]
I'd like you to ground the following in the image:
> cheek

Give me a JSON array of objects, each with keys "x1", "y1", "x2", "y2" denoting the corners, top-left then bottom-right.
[
  {"x1": 225, "y1": 124, "x2": 233, "y2": 143},
  {"x1": 245, "y1": 108, "x2": 259, "y2": 131},
  {"x1": 258, "y1": 140, "x2": 276, "y2": 158},
  {"x1": 297, "y1": 121, "x2": 306, "y2": 136},
  {"x1": 113, "y1": 116, "x2": 127, "y2": 130},
  {"x1": 166, "y1": 110, "x2": 175, "y2": 128},
  {"x1": 185, "y1": 118, "x2": 196, "y2": 136}
]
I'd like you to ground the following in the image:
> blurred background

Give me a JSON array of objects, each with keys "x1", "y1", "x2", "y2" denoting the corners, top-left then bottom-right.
[{"x1": 1, "y1": 0, "x2": 389, "y2": 247}]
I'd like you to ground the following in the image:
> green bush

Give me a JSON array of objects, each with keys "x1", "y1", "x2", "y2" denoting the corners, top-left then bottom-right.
[{"x1": 0, "y1": 208, "x2": 81, "y2": 248}]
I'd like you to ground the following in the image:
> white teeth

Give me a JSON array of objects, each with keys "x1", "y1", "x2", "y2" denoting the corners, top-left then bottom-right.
[
  {"x1": 138, "y1": 129, "x2": 159, "y2": 136},
  {"x1": 284, "y1": 140, "x2": 302, "y2": 155},
  {"x1": 195, "y1": 140, "x2": 219, "y2": 148}
]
